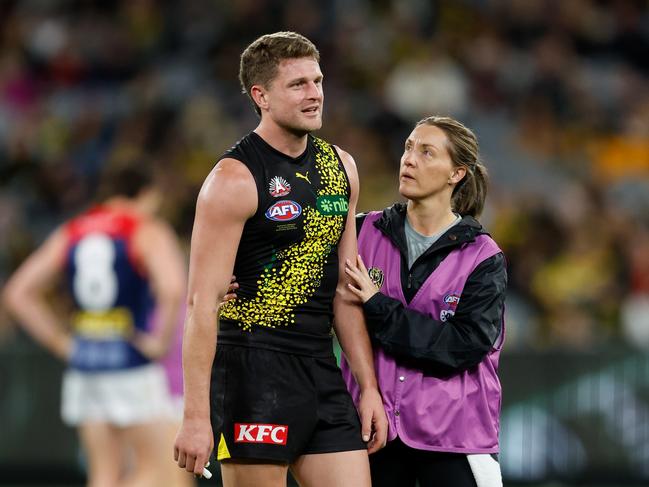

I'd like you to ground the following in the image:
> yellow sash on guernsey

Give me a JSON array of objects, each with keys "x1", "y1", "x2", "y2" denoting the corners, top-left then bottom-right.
[{"x1": 72, "y1": 307, "x2": 134, "y2": 338}]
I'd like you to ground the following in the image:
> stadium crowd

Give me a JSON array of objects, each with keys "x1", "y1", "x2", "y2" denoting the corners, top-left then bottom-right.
[{"x1": 1, "y1": 0, "x2": 649, "y2": 353}]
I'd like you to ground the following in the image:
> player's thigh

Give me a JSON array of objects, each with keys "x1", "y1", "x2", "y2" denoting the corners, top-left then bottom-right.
[
  {"x1": 78, "y1": 422, "x2": 121, "y2": 486},
  {"x1": 290, "y1": 449, "x2": 370, "y2": 487},
  {"x1": 301, "y1": 355, "x2": 366, "y2": 457},
  {"x1": 220, "y1": 460, "x2": 289, "y2": 487},
  {"x1": 119, "y1": 421, "x2": 168, "y2": 468},
  {"x1": 118, "y1": 422, "x2": 169, "y2": 487},
  {"x1": 212, "y1": 346, "x2": 318, "y2": 463}
]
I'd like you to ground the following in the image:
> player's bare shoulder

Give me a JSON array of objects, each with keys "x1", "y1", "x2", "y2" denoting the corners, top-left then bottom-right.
[
  {"x1": 198, "y1": 157, "x2": 257, "y2": 220},
  {"x1": 332, "y1": 145, "x2": 359, "y2": 195},
  {"x1": 332, "y1": 146, "x2": 356, "y2": 169},
  {"x1": 134, "y1": 216, "x2": 176, "y2": 250}
]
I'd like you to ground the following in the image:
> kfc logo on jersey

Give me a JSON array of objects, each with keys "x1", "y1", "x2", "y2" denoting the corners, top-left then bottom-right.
[
  {"x1": 269, "y1": 176, "x2": 291, "y2": 197},
  {"x1": 440, "y1": 293, "x2": 461, "y2": 322},
  {"x1": 234, "y1": 423, "x2": 288, "y2": 445},
  {"x1": 265, "y1": 200, "x2": 302, "y2": 222}
]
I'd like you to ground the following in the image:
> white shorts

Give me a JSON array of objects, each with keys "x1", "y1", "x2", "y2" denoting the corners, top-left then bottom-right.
[{"x1": 61, "y1": 363, "x2": 173, "y2": 427}]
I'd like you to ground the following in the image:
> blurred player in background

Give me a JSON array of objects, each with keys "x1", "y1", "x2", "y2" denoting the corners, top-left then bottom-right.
[
  {"x1": 173, "y1": 31, "x2": 386, "y2": 487},
  {"x1": 3, "y1": 166, "x2": 187, "y2": 487},
  {"x1": 343, "y1": 116, "x2": 507, "y2": 487}
]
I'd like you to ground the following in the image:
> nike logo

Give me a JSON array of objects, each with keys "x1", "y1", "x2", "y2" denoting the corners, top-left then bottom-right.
[{"x1": 295, "y1": 171, "x2": 311, "y2": 184}]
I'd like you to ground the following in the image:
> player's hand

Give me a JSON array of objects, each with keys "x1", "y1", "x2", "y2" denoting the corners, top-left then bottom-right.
[
  {"x1": 131, "y1": 332, "x2": 170, "y2": 360},
  {"x1": 54, "y1": 333, "x2": 74, "y2": 362},
  {"x1": 174, "y1": 417, "x2": 214, "y2": 477},
  {"x1": 219, "y1": 275, "x2": 239, "y2": 306},
  {"x1": 358, "y1": 386, "x2": 388, "y2": 454},
  {"x1": 345, "y1": 255, "x2": 379, "y2": 303}
]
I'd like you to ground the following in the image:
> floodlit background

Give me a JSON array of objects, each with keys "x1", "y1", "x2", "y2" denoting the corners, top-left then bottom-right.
[{"x1": 1, "y1": 0, "x2": 649, "y2": 485}]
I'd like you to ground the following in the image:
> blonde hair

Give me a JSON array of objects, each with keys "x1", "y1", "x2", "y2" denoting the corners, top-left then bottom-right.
[
  {"x1": 239, "y1": 31, "x2": 320, "y2": 115},
  {"x1": 416, "y1": 116, "x2": 488, "y2": 217}
]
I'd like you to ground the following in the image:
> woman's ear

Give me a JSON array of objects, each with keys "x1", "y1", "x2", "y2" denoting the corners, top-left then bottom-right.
[{"x1": 449, "y1": 166, "x2": 467, "y2": 185}]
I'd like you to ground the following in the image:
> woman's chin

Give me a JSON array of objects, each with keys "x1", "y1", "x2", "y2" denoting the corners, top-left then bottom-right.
[{"x1": 399, "y1": 185, "x2": 416, "y2": 200}]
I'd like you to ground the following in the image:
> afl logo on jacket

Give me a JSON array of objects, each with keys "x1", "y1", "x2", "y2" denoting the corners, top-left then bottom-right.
[
  {"x1": 265, "y1": 200, "x2": 302, "y2": 222},
  {"x1": 440, "y1": 293, "x2": 461, "y2": 322}
]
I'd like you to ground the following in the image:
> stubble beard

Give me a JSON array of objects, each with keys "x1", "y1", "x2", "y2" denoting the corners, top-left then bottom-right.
[{"x1": 279, "y1": 112, "x2": 322, "y2": 138}]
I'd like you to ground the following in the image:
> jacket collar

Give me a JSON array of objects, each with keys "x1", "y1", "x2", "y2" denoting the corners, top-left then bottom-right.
[{"x1": 373, "y1": 202, "x2": 486, "y2": 257}]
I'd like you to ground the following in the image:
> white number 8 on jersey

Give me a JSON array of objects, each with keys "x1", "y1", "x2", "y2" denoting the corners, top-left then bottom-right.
[{"x1": 73, "y1": 233, "x2": 118, "y2": 311}]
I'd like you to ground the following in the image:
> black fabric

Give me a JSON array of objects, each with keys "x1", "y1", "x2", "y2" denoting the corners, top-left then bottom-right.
[
  {"x1": 369, "y1": 437, "x2": 478, "y2": 487},
  {"x1": 217, "y1": 132, "x2": 350, "y2": 355},
  {"x1": 210, "y1": 345, "x2": 365, "y2": 463},
  {"x1": 356, "y1": 205, "x2": 507, "y2": 374}
]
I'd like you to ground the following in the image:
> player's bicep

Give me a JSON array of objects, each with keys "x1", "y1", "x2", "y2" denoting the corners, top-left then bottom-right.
[
  {"x1": 334, "y1": 148, "x2": 360, "y2": 270},
  {"x1": 186, "y1": 159, "x2": 256, "y2": 307},
  {"x1": 136, "y1": 221, "x2": 186, "y2": 299},
  {"x1": 5, "y1": 229, "x2": 66, "y2": 298},
  {"x1": 333, "y1": 148, "x2": 362, "y2": 299}
]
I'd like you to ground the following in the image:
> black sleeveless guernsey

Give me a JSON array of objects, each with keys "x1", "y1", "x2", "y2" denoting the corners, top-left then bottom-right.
[{"x1": 217, "y1": 132, "x2": 350, "y2": 356}]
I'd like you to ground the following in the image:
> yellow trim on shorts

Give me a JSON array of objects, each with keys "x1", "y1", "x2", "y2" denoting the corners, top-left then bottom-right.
[{"x1": 217, "y1": 433, "x2": 231, "y2": 460}]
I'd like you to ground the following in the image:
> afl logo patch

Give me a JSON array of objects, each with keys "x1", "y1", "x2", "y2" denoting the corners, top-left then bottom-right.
[
  {"x1": 444, "y1": 293, "x2": 461, "y2": 310},
  {"x1": 265, "y1": 200, "x2": 302, "y2": 222},
  {"x1": 269, "y1": 176, "x2": 291, "y2": 197},
  {"x1": 440, "y1": 293, "x2": 461, "y2": 322}
]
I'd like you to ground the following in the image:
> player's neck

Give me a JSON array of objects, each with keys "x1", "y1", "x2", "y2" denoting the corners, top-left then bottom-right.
[
  {"x1": 104, "y1": 197, "x2": 137, "y2": 211},
  {"x1": 254, "y1": 122, "x2": 309, "y2": 158},
  {"x1": 104, "y1": 196, "x2": 150, "y2": 216}
]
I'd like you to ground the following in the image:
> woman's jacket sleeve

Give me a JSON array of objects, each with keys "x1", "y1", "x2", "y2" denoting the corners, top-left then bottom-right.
[{"x1": 363, "y1": 253, "x2": 507, "y2": 374}]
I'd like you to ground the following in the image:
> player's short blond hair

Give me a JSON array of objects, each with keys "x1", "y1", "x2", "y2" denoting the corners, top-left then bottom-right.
[{"x1": 239, "y1": 32, "x2": 320, "y2": 115}]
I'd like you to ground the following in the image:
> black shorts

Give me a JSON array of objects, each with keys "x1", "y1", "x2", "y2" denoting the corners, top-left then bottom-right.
[{"x1": 210, "y1": 344, "x2": 366, "y2": 463}]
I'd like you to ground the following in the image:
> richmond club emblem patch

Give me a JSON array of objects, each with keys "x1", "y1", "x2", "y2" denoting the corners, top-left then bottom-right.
[
  {"x1": 269, "y1": 176, "x2": 291, "y2": 197},
  {"x1": 367, "y1": 267, "x2": 384, "y2": 290}
]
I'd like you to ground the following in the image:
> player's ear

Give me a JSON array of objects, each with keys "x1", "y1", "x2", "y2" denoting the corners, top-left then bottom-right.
[{"x1": 251, "y1": 85, "x2": 268, "y2": 112}]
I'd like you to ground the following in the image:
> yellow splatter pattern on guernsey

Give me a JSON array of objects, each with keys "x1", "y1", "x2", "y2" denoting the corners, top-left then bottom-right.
[{"x1": 219, "y1": 138, "x2": 347, "y2": 331}]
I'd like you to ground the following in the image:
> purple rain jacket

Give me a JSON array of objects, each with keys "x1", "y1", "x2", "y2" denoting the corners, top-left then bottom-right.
[{"x1": 342, "y1": 204, "x2": 507, "y2": 453}]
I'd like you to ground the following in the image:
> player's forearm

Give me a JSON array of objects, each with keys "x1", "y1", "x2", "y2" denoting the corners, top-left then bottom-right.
[
  {"x1": 4, "y1": 290, "x2": 70, "y2": 360},
  {"x1": 181, "y1": 303, "x2": 218, "y2": 420},
  {"x1": 334, "y1": 297, "x2": 378, "y2": 392},
  {"x1": 153, "y1": 286, "x2": 185, "y2": 352}
]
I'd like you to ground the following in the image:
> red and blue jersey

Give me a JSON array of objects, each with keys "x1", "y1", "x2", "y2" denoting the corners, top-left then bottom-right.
[{"x1": 63, "y1": 206, "x2": 153, "y2": 371}]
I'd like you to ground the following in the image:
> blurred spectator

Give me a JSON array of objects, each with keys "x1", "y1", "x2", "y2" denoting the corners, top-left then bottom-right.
[
  {"x1": 1, "y1": 0, "x2": 648, "y2": 353},
  {"x1": 1, "y1": 2, "x2": 649, "y2": 485}
]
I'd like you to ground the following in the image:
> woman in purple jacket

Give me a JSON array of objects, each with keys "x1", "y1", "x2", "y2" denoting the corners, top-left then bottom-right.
[{"x1": 342, "y1": 116, "x2": 506, "y2": 487}]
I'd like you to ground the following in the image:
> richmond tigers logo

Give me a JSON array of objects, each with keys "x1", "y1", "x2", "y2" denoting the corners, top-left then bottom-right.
[{"x1": 367, "y1": 267, "x2": 384, "y2": 290}]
